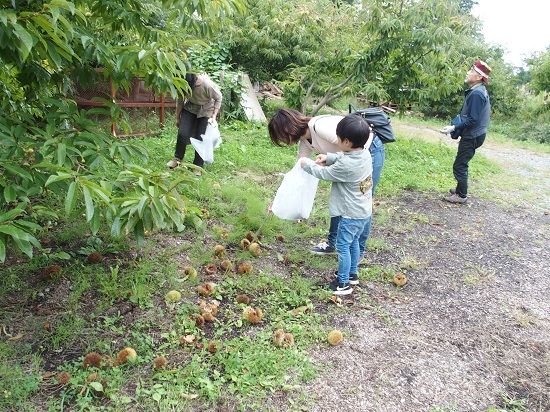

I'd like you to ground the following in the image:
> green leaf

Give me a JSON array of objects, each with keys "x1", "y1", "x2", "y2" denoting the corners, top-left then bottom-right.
[
  {"x1": 0, "y1": 224, "x2": 31, "y2": 240},
  {"x1": 110, "y1": 217, "x2": 122, "y2": 238},
  {"x1": 65, "y1": 181, "x2": 78, "y2": 215},
  {"x1": 82, "y1": 186, "x2": 94, "y2": 222},
  {"x1": 3, "y1": 186, "x2": 16, "y2": 203},
  {"x1": 45, "y1": 172, "x2": 73, "y2": 187},
  {"x1": 2, "y1": 163, "x2": 33, "y2": 180},
  {"x1": 0, "y1": 204, "x2": 26, "y2": 224},
  {"x1": 13, "y1": 23, "x2": 34, "y2": 61},
  {"x1": 0, "y1": 237, "x2": 5, "y2": 263},
  {"x1": 89, "y1": 382, "x2": 103, "y2": 392},
  {"x1": 90, "y1": 209, "x2": 100, "y2": 235},
  {"x1": 12, "y1": 236, "x2": 33, "y2": 258},
  {"x1": 57, "y1": 143, "x2": 67, "y2": 166}
]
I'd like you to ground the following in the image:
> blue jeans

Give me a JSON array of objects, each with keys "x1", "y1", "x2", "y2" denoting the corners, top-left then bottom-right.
[
  {"x1": 327, "y1": 136, "x2": 386, "y2": 253},
  {"x1": 453, "y1": 134, "x2": 485, "y2": 198},
  {"x1": 336, "y1": 217, "x2": 370, "y2": 284}
]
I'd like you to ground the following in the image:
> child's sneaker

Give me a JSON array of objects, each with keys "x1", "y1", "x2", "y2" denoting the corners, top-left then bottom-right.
[
  {"x1": 309, "y1": 241, "x2": 336, "y2": 255},
  {"x1": 328, "y1": 279, "x2": 353, "y2": 295},
  {"x1": 334, "y1": 271, "x2": 359, "y2": 285}
]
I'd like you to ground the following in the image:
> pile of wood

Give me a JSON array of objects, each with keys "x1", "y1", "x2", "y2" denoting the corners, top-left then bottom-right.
[{"x1": 258, "y1": 82, "x2": 283, "y2": 100}]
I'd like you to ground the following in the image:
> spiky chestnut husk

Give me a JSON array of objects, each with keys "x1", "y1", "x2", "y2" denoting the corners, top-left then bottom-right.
[
  {"x1": 101, "y1": 355, "x2": 118, "y2": 368},
  {"x1": 165, "y1": 290, "x2": 181, "y2": 302},
  {"x1": 243, "y1": 306, "x2": 263, "y2": 324},
  {"x1": 55, "y1": 371, "x2": 71, "y2": 385},
  {"x1": 153, "y1": 356, "x2": 167, "y2": 369},
  {"x1": 180, "y1": 334, "x2": 196, "y2": 345},
  {"x1": 220, "y1": 259, "x2": 233, "y2": 271},
  {"x1": 248, "y1": 242, "x2": 261, "y2": 257},
  {"x1": 236, "y1": 294, "x2": 250, "y2": 304},
  {"x1": 239, "y1": 238, "x2": 250, "y2": 250},
  {"x1": 87, "y1": 252, "x2": 103, "y2": 263},
  {"x1": 327, "y1": 330, "x2": 343, "y2": 346},
  {"x1": 273, "y1": 329, "x2": 285, "y2": 346},
  {"x1": 86, "y1": 372, "x2": 99, "y2": 382},
  {"x1": 393, "y1": 273, "x2": 407, "y2": 286},
  {"x1": 43, "y1": 264, "x2": 62, "y2": 279},
  {"x1": 207, "y1": 341, "x2": 221, "y2": 353},
  {"x1": 283, "y1": 333, "x2": 295, "y2": 348},
  {"x1": 276, "y1": 235, "x2": 285, "y2": 242},
  {"x1": 201, "y1": 209, "x2": 210, "y2": 218},
  {"x1": 197, "y1": 282, "x2": 215, "y2": 296},
  {"x1": 184, "y1": 266, "x2": 198, "y2": 280},
  {"x1": 117, "y1": 347, "x2": 137, "y2": 364},
  {"x1": 205, "y1": 263, "x2": 217, "y2": 275},
  {"x1": 203, "y1": 313, "x2": 215, "y2": 322},
  {"x1": 214, "y1": 245, "x2": 225, "y2": 257},
  {"x1": 195, "y1": 314, "x2": 205, "y2": 327},
  {"x1": 273, "y1": 329, "x2": 294, "y2": 348},
  {"x1": 237, "y1": 262, "x2": 253, "y2": 275},
  {"x1": 83, "y1": 352, "x2": 102, "y2": 369},
  {"x1": 199, "y1": 300, "x2": 218, "y2": 316}
]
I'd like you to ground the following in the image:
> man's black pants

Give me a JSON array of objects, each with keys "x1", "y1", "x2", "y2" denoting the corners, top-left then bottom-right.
[{"x1": 453, "y1": 134, "x2": 486, "y2": 198}]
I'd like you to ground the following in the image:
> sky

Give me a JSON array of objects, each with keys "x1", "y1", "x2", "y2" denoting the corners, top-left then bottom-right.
[{"x1": 471, "y1": 0, "x2": 550, "y2": 68}]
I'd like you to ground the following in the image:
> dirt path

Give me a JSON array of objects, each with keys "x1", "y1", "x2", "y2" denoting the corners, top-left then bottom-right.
[{"x1": 300, "y1": 127, "x2": 550, "y2": 412}]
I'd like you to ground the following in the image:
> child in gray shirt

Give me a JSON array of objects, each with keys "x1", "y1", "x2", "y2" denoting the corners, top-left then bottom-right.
[{"x1": 300, "y1": 114, "x2": 373, "y2": 295}]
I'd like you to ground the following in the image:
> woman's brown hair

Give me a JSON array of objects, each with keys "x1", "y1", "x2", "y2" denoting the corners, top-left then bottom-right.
[{"x1": 268, "y1": 108, "x2": 312, "y2": 146}]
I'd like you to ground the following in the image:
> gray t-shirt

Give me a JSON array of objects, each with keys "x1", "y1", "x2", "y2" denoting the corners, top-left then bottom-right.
[{"x1": 303, "y1": 149, "x2": 373, "y2": 219}]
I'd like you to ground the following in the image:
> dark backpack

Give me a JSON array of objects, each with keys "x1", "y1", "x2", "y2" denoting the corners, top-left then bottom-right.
[{"x1": 349, "y1": 103, "x2": 396, "y2": 144}]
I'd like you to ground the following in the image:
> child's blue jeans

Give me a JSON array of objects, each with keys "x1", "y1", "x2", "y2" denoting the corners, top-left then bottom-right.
[{"x1": 336, "y1": 217, "x2": 370, "y2": 284}]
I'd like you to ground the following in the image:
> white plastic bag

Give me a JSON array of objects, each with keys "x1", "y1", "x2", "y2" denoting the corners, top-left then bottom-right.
[
  {"x1": 271, "y1": 160, "x2": 319, "y2": 220},
  {"x1": 190, "y1": 120, "x2": 222, "y2": 164}
]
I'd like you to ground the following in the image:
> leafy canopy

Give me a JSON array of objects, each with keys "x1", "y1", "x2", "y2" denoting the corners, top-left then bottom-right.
[{"x1": 0, "y1": 0, "x2": 245, "y2": 263}]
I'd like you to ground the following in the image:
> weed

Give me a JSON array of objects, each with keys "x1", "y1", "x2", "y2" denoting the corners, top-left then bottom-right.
[{"x1": 462, "y1": 263, "x2": 495, "y2": 285}]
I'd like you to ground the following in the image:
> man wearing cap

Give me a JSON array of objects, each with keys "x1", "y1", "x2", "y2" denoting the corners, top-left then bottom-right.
[{"x1": 441, "y1": 60, "x2": 492, "y2": 203}]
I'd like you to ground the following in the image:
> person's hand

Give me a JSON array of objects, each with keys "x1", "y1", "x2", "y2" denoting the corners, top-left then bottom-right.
[
  {"x1": 299, "y1": 157, "x2": 309, "y2": 168},
  {"x1": 440, "y1": 125, "x2": 455, "y2": 134},
  {"x1": 315, "y1": 154, "x2": 327, "y2": 165},
  {"x1": 208, "y1": 117, "x2": 216, "y2": 125},
  {"x1": 176, "y1": 118, "x2": 180, "y2": 127}
]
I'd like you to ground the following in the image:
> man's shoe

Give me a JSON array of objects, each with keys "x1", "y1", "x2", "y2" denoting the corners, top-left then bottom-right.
[
  {"x1": 328, "y1": 279, "x2": 353, "y2": 295},
  {"x1": 334, "y1": 271, "x2": 359, "y2": 285},
  {"x1": 443, "y1": 193, "x2": 467, "y2": 204},
  {"x1": 166, "y1": 158, "x2": 181, "y2": 169},
  {"x1": 449, "y1": 188, "x2": 456, "y2": 194},
  {"x1": 309, "y1": 242, "x2": 336, "y2": 255}
]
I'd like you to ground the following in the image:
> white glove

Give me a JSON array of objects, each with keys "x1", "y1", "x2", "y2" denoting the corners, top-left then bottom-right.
[{"x1": 440, "y1": 125, "x2": 456, "y2": 134}]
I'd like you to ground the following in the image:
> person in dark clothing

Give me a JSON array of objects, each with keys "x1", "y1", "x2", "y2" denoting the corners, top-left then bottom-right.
[{"x1": 441, "y1": 60, "x2": 492, "y2": 203}]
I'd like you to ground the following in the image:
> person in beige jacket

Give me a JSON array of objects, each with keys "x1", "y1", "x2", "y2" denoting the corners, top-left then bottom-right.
[{"x1": 166, "y1": 71, "x2": 222, "y2": 175}]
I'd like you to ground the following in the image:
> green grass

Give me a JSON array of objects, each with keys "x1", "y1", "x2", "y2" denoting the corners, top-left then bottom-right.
[{"x1": 1, "y1": 112, "x2": 547, "y2": 411}]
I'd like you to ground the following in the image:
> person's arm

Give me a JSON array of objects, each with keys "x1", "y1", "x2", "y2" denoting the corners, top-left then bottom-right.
[
  {"x1": 301, "y1": 153, "x2": 347, "y2": 182},
  {"x1": 207, "y1": 80, "x2": 223, "y2": 123}
]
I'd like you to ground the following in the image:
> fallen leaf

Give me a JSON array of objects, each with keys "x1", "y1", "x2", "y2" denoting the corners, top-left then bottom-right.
[
  {"x1": 288, "y1": 306, "x2": 309, "y2": 316},
  {"x1": 180, "y1": 393, "x2": 199, "y2": 399},
  {"x1": 8, "y1": 333, "x2": 23, "y2": 341},
  {"x1": 42, "y1": 371, "x2": 55, "y2": 379}
]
